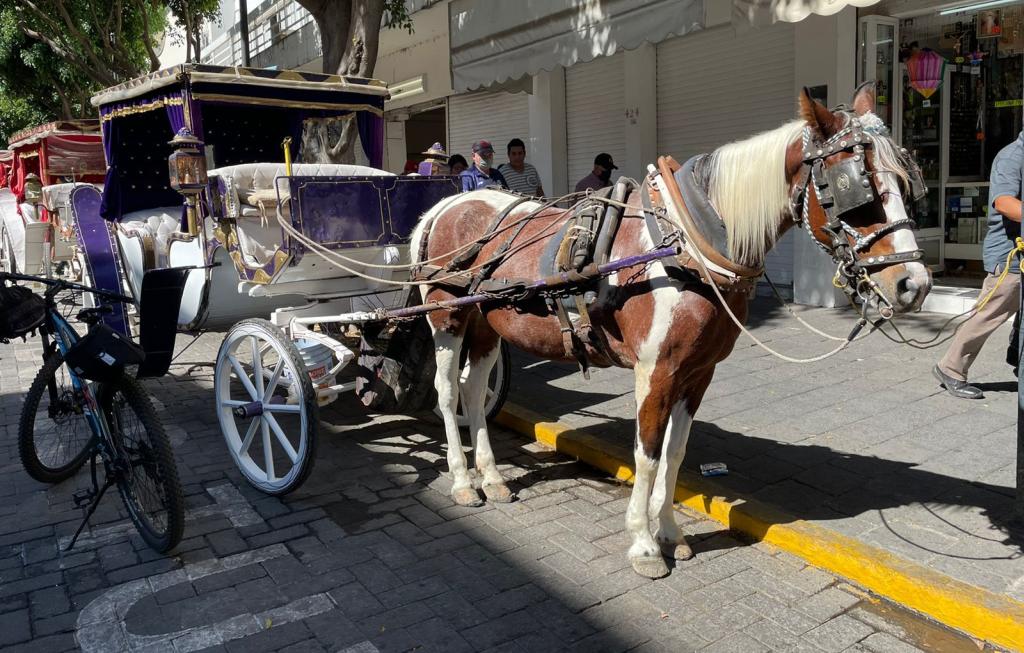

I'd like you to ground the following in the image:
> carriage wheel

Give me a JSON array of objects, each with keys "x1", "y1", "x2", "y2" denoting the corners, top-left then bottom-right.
[
  {"x1": 215, "y1": 319, "x2": 317, "y2": 495},
  {"x1": 434, "y1": 341, "x2": 512, "y2": 426}
]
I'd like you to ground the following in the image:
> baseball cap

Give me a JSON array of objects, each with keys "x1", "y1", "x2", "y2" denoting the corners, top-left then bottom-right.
[
  {"x1": 472, "y1": 140, "x2": 495, "y2": 155},
  {"x1": 594, "y1": 153, "x2": 618, "y2": 170}
]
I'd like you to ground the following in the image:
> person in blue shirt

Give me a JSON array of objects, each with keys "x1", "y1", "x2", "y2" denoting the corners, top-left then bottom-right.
[
  {"x1": 935, "y1": 129, "x2": 1024, "y2": 399},
  {"x1": 460, "y1": 140, "x2": 508, "y2": 192}
]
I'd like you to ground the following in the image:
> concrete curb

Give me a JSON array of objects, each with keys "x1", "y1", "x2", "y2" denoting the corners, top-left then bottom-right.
[{"x1": 496, "y1": 403, "x2": 1024, "y2": 652}]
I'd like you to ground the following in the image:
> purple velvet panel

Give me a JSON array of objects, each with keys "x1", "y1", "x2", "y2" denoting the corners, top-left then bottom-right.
[
  {"x1": 287, "y1": 175, "x2": 461, "y2": 261},
  {"x1": 72, "y1": 185, "x2": 130, "y2": 335},
  {"x1": 357, "y1": 112, "x2": 384, "y2": 169},
  {"x1": 165, "y1": 100, "x2": 187, "y2": 134},
  {"x1": 99, "y1": 107, "x2": 121, "y2": 221}
]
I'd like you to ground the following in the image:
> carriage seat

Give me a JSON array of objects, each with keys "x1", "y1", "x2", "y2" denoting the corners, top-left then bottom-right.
[
  {"x1": 41, "y1": 183, "x2": 89, "y2": 212},
  {"x1": 119, "y1": 207, "x2": 182, "y2": 269},
  {"x1": 209, "y1": 162, "x2": 394, "y2": 218}
]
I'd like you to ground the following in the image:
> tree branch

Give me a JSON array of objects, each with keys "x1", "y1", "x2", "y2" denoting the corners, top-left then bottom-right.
[
  {"x1": 133, "y1": 0, "x2": 162, "y2": 71},
  {"x1": 39, "y1": 0, "x2": 117, "y2": 80},
  {"x1": 18, "y1": 23, "x2": 116, "y2": 87}
]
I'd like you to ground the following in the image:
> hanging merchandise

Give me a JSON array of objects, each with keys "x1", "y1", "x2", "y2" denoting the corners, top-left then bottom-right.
[{"x1": 906, "y1": 49, "x2": 946, "y2": 99}]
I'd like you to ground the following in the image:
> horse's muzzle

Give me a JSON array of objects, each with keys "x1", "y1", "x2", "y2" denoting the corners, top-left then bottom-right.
[{"x1": 875, "y1": 264, "x2": 932, "y2": 313}]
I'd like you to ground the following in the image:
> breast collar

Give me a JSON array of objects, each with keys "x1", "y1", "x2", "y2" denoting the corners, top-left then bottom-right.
[{"x1": 789, "y1": 112, "x2": 925, "y2": 313}]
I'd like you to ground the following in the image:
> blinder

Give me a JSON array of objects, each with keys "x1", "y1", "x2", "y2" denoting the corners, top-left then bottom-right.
[{"x1": 819, "y1": 155, "x2": 875, "y2": 217}]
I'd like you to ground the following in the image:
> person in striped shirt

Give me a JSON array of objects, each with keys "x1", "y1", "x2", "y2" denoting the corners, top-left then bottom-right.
[{"x1": 498, "y1": 138, "x2": 544, "y2": 197}]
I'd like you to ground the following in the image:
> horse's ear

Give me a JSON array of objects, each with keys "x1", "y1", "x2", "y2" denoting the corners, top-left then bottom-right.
[
  {"x1": 851, "y1": 81, "x2": 876, "y2": 115},
  {"x1": 798, "y1": 87, "x2": 838, "y2": 138}
]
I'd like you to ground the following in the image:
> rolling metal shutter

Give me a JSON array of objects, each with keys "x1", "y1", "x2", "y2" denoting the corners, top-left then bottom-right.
[
  {"x1": 656, "y1": 23, "x2": 797, "y2": 283},
  {"x1": 447, "y1": 91, "x2": 531, "y2": 166},
  {"x1": 566, "y1": 52, "x2": 627, "y2": 189}
]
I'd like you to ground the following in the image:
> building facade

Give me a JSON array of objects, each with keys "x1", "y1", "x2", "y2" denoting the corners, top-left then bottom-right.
[{"x1": 199, "y1": 0, "x2": 1014, "y2": 312}]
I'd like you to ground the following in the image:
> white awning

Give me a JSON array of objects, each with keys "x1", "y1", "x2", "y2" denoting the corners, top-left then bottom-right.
[
  {"x1": 734, "y1": 0, "x2": 882, "y2": 26},
  {"x1": 449, "y1": 0, "x2": 703, "y2": 93}
]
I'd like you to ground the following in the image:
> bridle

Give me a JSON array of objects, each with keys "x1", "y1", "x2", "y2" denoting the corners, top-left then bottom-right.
[{"x1": 790, "y1": 110, "x2": 927, "y2": 317}]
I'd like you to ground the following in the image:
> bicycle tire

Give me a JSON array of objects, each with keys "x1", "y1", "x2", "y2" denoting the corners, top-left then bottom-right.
[
  {"x1": 18, "y1": 350, "x2": 95, "y2": 483},
  {"x1": 104, "y1": 376, "x2": 184, "y2": 553}
]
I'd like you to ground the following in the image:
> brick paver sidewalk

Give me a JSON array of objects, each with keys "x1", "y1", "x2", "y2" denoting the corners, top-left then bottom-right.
[
  {"x1": 510, "y1": 296, "x2": 1024, "y2": 605},
  {"x1": 0, "y1": 331, "x2": 988, "y2": 651}
]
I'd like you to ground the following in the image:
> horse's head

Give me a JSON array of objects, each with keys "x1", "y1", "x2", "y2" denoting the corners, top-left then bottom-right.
[{"x1": 791, "y1": 83, "x2": 932, "y2": 315}]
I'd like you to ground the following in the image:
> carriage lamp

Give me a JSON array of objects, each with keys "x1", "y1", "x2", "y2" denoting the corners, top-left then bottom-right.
[
  {"x1": 168, "y1": 128, "x2": 207, "y2": 193},
  {"x1": 168, "y1": 128, "x2": 208, "y2": 236}
]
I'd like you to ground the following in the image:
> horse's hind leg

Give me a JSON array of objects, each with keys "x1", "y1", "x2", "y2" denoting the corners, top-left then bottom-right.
[
  {"x1": 429, "y1": 320, "x2": 482, "y2": 507},
  {"x1": 625, "y1": 363, "x2": 676, "y2": 579},
  {"x1": 460, "y1": 319, "x2": 512, "y2": 503}
]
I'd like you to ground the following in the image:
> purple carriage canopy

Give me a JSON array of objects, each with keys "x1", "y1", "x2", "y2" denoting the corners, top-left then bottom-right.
[{"x1": 90, "y1": 64, "x2": 388, "y2": 222}]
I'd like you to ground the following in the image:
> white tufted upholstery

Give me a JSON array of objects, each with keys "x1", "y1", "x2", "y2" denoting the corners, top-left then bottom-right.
[
  {"x1": 41, "y1": 183, "x2": 89, "y2": 212},
  {"x1": 120, "y1": 207, "x2": 182, "y2": 268},
  {"x1": 19, "y1": 203, "x2": 41, "y2": 224}
]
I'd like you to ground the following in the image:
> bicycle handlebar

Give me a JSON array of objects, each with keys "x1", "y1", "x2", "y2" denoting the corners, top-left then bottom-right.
[{"x1": 0, "y1": 271, "x2": 136, "y2": 306}]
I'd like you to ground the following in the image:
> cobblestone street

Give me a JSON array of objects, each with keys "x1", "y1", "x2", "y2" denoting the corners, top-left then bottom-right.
[{"x1": 0, "y1": 329, "x2": 992, "y2": 652}]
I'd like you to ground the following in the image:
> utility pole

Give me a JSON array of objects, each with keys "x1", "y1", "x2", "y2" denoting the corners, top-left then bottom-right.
[{"x1": 239, "y1": 0, "x2": 251, "y2": 67}]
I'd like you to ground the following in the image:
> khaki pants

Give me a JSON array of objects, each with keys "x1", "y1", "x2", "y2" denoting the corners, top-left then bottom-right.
[{"x1": 938, "y1": 271, "x2": 1020, "y2": 381}]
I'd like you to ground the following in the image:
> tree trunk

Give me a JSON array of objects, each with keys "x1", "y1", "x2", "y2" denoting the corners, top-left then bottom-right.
[{"x1": 296, "y1": 0, "x2": 385, "y2": 163}]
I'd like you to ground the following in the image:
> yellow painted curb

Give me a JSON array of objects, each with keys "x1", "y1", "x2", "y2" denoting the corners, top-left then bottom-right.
[{"x1": 496, "y1": 402, "x2": 1024, "y2": 653}]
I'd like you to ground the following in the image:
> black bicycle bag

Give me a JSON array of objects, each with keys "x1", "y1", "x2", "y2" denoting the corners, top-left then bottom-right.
[
  {"x1": 64, "y1": 323, "x2": 145, "y2": 382},
  {"x1": 0, "y1": 285, "x2": 46, "y2": 342}
]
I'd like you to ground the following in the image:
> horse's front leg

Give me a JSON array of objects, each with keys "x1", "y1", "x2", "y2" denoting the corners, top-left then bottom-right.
[
  {"x1": 459, "y1": 336, "x2": 513, "y2": 503},
  {"x1": 649, "y1": 401, "x2": 695, "y2": 561},
  {"x1": 625, "y1": 363, "x2": 675, "y2": 579},
  {"x1": 431, "y1": 328, "x2": 482, "y2": 507},
  {"x1": 648, "y1": 372, "x2": 711, "y2": 560}
]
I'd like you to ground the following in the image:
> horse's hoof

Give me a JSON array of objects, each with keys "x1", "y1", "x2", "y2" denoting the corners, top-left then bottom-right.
[
  {"x1": 452, "y1": 487, "x2": 484, "y2": 507},
  {"x1": 482, "y1": 483, "x2": 515, "y2": 503},
  {"x1": 630, "y1": 554, "x2": 670, "y2": 579},
  {"x1": 660, "y1": 541, "x2": 693, "y2": 561}
]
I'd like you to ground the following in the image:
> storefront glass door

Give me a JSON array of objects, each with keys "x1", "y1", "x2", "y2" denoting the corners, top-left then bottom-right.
[{"x1": 861, "y1": 5, "x2": 1024, "y2": 285}]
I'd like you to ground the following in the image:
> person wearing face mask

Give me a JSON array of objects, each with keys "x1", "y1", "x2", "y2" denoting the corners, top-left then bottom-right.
[
  {"x1": 574, "y1": 153, "x2": 618, "y2": 193},
  {"x1": 460, "y1": 140, "x2": 508, "y2": 192}
]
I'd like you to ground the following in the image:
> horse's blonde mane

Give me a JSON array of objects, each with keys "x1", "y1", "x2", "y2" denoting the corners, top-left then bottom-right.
[{"x1": 705, "y1": 120, "x2": 806, "y2": 267}]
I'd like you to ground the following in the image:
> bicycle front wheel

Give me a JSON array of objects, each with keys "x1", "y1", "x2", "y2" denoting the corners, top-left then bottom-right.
[
  {"x1": 19, "y1": 350, "x2": 96, "y2": 483},
  {"x1": 104, "y1": 377, "x2": 184, "y2": 553}
]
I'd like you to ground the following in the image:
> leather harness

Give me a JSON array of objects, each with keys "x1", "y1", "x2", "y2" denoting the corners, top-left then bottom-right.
[{"x1": 412, "y1": 112, "x2": 927, "y2": 371}]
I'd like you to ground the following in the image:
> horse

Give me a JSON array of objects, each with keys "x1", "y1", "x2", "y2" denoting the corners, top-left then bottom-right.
[{"x1": 409, "y1": 84, "x2": 932, "y2": 579}]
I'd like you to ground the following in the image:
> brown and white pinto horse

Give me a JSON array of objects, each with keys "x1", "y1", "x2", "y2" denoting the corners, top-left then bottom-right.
[{"x1": 411, "y1": 85, "x2": 931, "y2": 578}]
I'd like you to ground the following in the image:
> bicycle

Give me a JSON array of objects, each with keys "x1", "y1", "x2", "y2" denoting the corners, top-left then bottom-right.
[{"x1": 1, "y1": 271, "x2": 184, "y2": 553}]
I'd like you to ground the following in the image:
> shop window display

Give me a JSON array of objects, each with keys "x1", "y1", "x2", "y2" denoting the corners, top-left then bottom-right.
[{"x1": 878, "y1": 6, "x2": 1024, "y2": 281}]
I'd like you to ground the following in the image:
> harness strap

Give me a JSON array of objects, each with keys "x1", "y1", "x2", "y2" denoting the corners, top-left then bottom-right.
[{"x1": 446, "y1": 196, "x2": 533, "y2": 272}]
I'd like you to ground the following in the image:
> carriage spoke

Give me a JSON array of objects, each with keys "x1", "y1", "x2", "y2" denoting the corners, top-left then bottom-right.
[
  {"x1": 239, "y1": 418, "x2": 259, "y2": 457},
  {"x1": 262, "y1": 360, "x2": 285, "y2": 404},
  {"x1": 251, "y1": 337, "x2": 266, "y2": 397},
  {"x1": 263, "y1": 403, "x2": 301, "y2": 413},
  {"x1": 261, "y1": 418, "x2": 275, "y2": 481},
  {"x1": 220, "y1": 399, "x2": 247, "y2": 408},
  {"x1": 265, "y1": 414, "x2": 299, "y2": 464},
  {"x1": 227, "y1": 354, "x2": 259, "y2": 400}
]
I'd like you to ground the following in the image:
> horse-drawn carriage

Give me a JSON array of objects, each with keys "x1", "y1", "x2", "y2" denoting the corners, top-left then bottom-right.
[
  {"x1": 78, "y1": 64, "x2": 511, "y2": 494},
  {"x1": 7, "y1": 65, "x2": 932, "y2": 578},
  {"x1": 0, "y1": 120, "x2": 105, "y2": 279}
]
